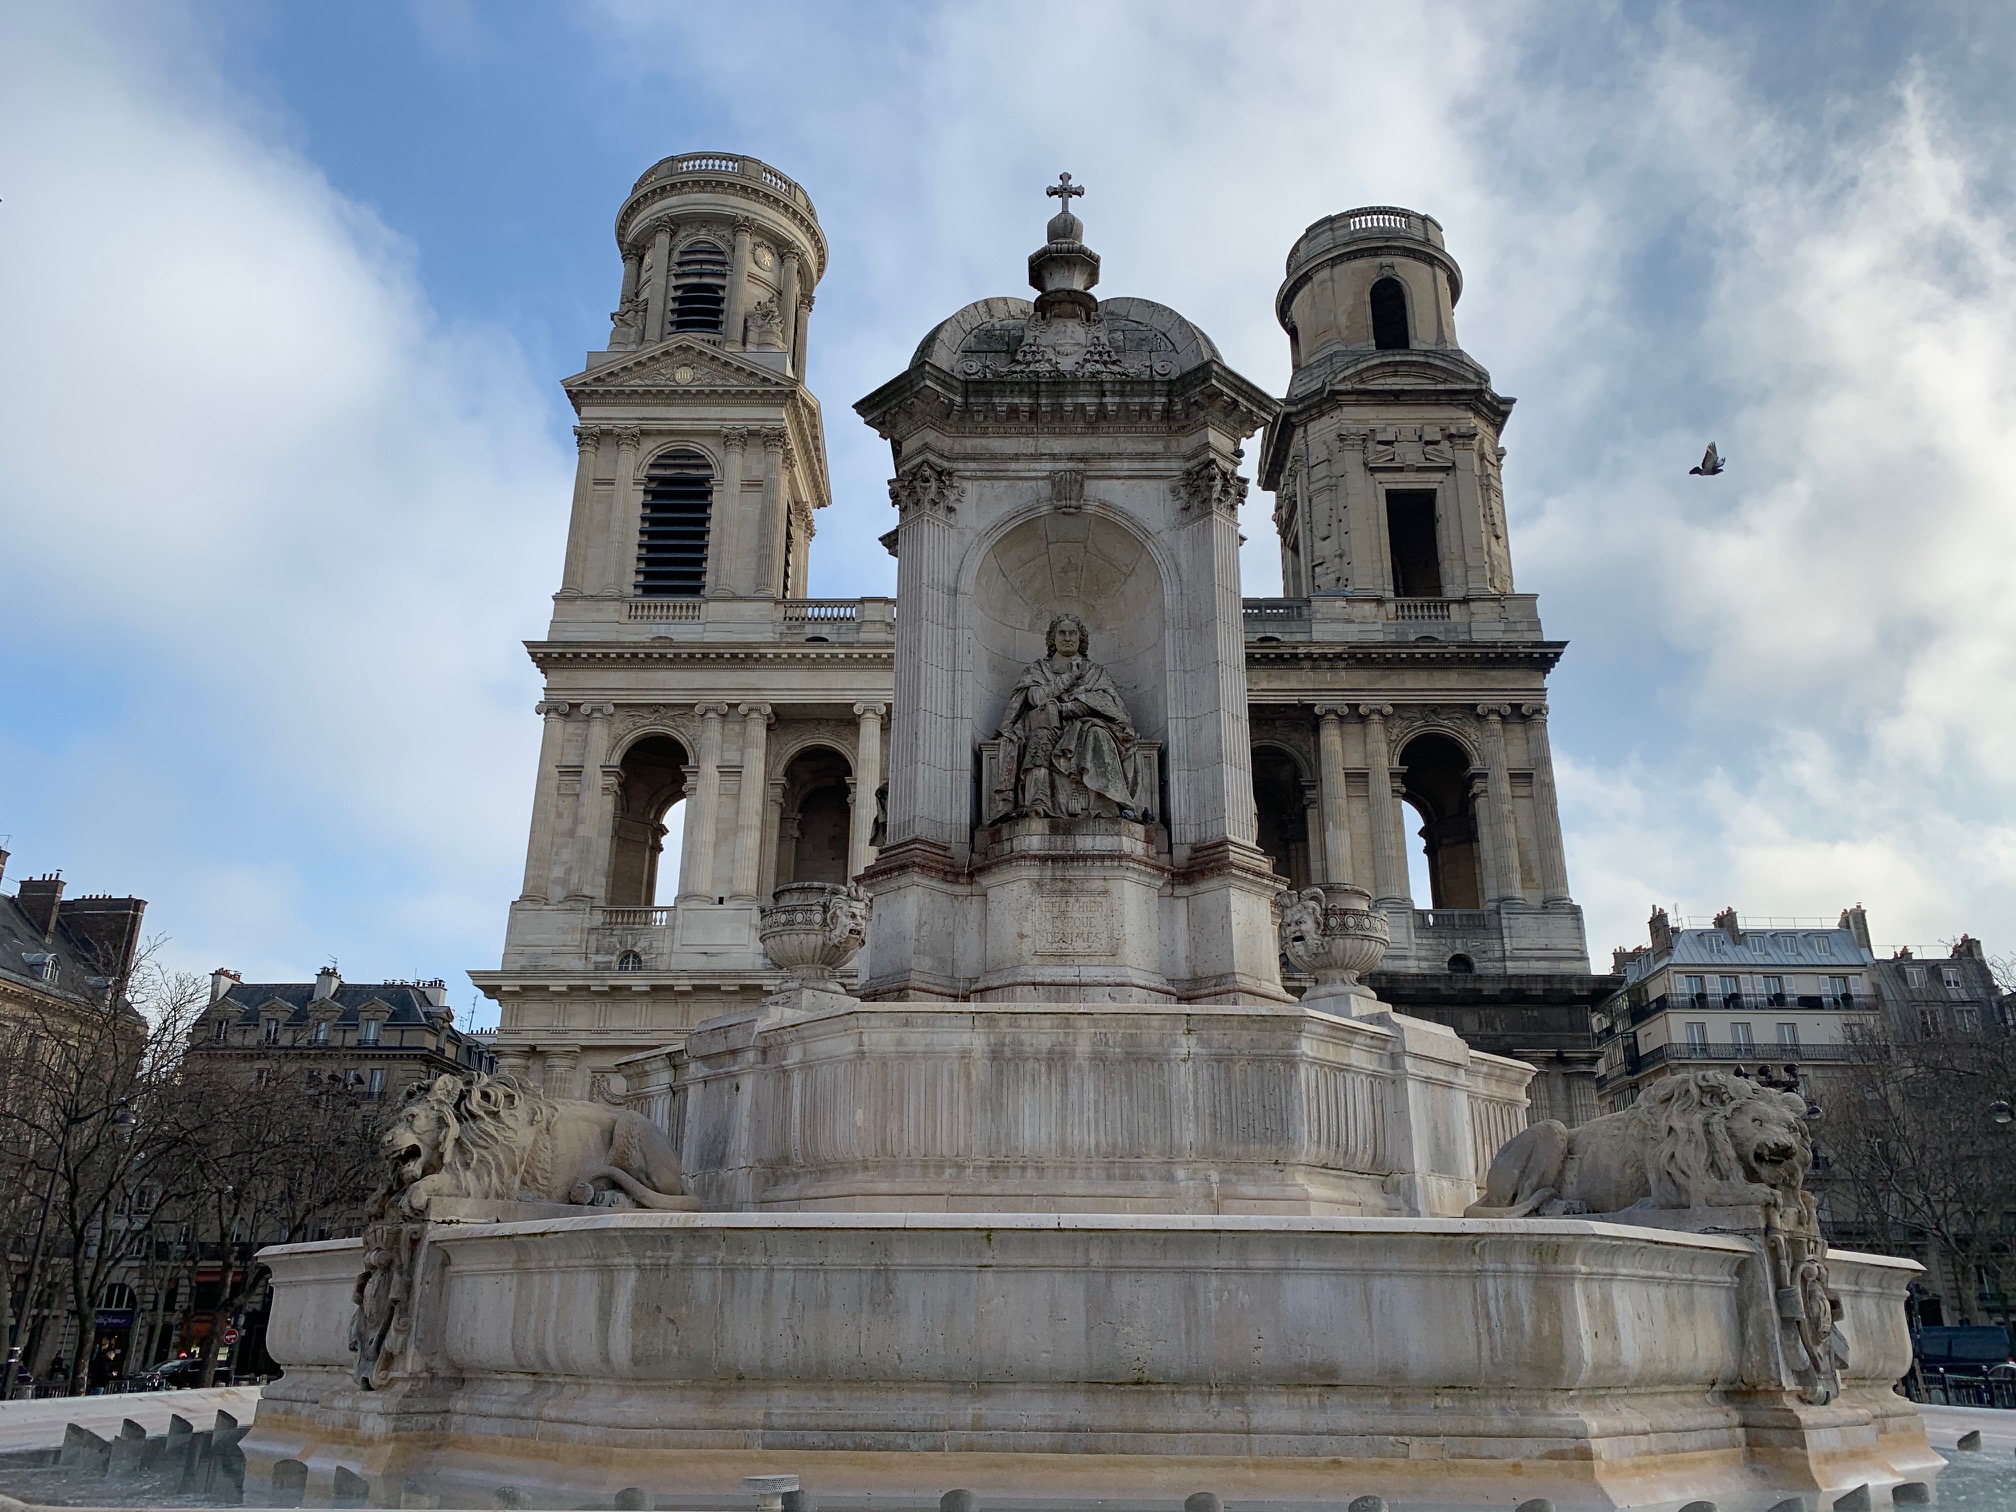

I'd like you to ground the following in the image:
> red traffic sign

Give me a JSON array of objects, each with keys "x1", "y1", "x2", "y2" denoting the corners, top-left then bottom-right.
[{"x1": 221, "y1": 1328, "x2": 240, "y2": 1346}]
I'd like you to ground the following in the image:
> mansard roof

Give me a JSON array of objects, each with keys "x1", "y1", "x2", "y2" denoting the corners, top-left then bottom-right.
[
  {"x1": 0, "y1": 890, "x2": 125, "y2": 1006},
  {"x1": 213, "y1": 981, "x2": 448, "y2": 1028}
]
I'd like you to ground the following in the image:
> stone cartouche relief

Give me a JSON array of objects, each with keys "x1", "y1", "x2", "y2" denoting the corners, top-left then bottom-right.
[{"x1": 988, "y1": 613, "x2": 1147, "y2": 822}]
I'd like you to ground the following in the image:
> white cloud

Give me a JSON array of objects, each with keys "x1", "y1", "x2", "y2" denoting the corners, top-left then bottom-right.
[
  {"x1": 5, "y1": 0, "x2": 2010, "y2": 1003},
  {"x1": 0, "y1": 4, "x2": 568, "y2": 996},
  {"x1": 596, "y1": 1, "x2": 2016, "y2": 963}
]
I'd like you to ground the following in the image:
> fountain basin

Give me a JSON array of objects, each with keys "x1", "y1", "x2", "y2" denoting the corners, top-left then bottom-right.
[{"x1": 248, "y1": 1210, "x2": 1937, "y2": 1509}]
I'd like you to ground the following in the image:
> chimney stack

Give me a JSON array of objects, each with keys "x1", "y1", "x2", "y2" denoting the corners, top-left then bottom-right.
[
  {"x1": 16, "y1": 874, "x2": 65, "y2": 942},
  {"x1": 314, "y1": 964, "x2": 342, "y2": 1002},
  {"x1": 1839, "y1": 904, "x2": 1872, "y2": 953},
  {"x1": 0, "y1": 847, "x2": 9, "y2": 887},
  {"x1": 210, "y1": 968, "x2": 243, "y2": 1004},
  {"x1": 58, "y1": 895, "x2": 148, "y2": 984}
]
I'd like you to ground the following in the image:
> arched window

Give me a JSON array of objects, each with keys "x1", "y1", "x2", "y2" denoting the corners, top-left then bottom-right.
[
  {"x1": 1251, "y1": 746, "x2": 1312, "y2": 890},
  {"x1": 671, "y1": 241, "x2": 728, "y2": 334},
  {"x1": 776, "y1": 747, "x2": 854, "y2": 889},
  {"x1": 616, "y1": 950, "x2": 645, "y2": 973},
  {"x1": 1447, "y1": 953, "x2": 1475, "y2": 975},
  {"x1": 606, "y1": 735, "x2": 689, "y2": 906},
  {"x1": 636, "y1": 450, "x2": 712, "y2": 597},
  {"x1": 1370, "y1": 277, "x2": 1410, "y2": 350},
  {"x1": 1398, "y1": 733, "x2": 1483, "y2": 909}
]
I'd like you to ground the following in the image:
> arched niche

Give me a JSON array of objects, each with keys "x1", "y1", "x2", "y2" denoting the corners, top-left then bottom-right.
[{"x1": 967, "y1": 509, "x2": 1168, "y2": 762}]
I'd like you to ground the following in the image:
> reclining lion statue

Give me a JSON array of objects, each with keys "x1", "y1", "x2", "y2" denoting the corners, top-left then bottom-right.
[
  {"x1": 352, "y1": 1073, "x2": 695, "y2": 1387},
  {"x1": 376, "y1": 1071, "x2": 696, "y2": 1219},
  {"x1": 1467, "y1": 1068, "x2": 1811, "y2": 1218}
]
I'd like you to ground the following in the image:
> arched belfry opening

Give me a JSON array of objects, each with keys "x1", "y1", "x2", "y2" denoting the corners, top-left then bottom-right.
[
  {"x1": 1397, "y1": 732, "x2": 1482, "y2": 909},
  {"x1": 636, "y1": 449, "x2": 712, "y2": 597},
  {"x1": 671, "y1": 240, "x2": 728, "y2": 334},
  {"x1": 776, "y1": 747, "x2": 853, "y2": 888},
  {"x1": 1370, "y1": 276, "x2": 1410, "y2": 350},
  {"x1": 1251, "y1": 747, "x2": 1312, "y2": 890},
  {"x1": 608, "y1": 734, "x2": 689, "y2": 907}
]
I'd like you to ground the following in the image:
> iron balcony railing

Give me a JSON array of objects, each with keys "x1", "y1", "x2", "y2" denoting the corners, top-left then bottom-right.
[{"x1": 1626, "y1": 991, "x2": 1863, "y2": 1025}]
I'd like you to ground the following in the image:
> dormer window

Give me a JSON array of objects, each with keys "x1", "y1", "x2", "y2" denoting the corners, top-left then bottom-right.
[
  {"x1": 359, "y1": 1018, "x2": 381, "y2": 1045},
  {"x1": 312, "y1": 1020, "x2": 330, "y2": 1046},
  {"x1": 211, "y1": 1017, "x2": 229, "y2": 1042},
  {"x1": 671, "y1": 241, "x2": 728, "y2": 334},
  {"x1": 23, "y1": 952, "x2": 59, "y2": 984},
  {"x1": 262, "y1": 1018, "x2": 280, "y2": 1045}
]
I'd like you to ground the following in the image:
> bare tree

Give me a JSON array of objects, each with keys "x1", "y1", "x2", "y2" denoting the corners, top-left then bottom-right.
[
  {"x1": 0, "y1": 942, "x2": 206, "y2": 1395},
  {"x1": 1814, "y1": 1022, "x2": 2016, "y2": 1325},
  {"x1": 167, "y1": 1056, "x2": 383, "y2": 1385}
]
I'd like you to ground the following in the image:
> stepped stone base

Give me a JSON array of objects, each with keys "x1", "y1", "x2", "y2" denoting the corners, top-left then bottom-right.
[{"x1": 247, "y1": 1212, "x2": 1939, "y2": 1511}]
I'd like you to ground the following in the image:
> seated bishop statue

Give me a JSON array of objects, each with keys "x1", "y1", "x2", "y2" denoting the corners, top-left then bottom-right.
[{"x1": 989, "y1": 613, "x2": 1146, "y2": 822}]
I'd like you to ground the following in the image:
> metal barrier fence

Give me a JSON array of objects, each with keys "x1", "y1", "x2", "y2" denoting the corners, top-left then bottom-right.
[{"x1": 1904, "y1": 1367, "x2": 2016, "y2": 1409}]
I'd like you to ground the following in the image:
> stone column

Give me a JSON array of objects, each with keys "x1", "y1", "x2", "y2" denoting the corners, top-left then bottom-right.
[
  {"x1": 677, "y1": 704, "x2": 728, "y2": 902},
  {"x1": 729, "y1": 703, "x2": 772, "y2": 901},
  {"x1": 558, "y1": 427, "x2": 601, "y2": 597},
  {"x1": 565, "y1": 704, "x2": 615, "y2": 902},
  {"x1": 1477, "y1": 705, "x2": 1524, "y2": 903},
  {"x1": 754, "y1": 429, "x2": 787, "y2": 598},
  {"x1": 778, "y1": 252, "x2": 801, "y2": 375},
  {"x1": 725, "y1": 219, "x2": 753, "y2": 346},
  {"x1": 706, "y1": 428, "x2": 746, "y2": 598},
  {"x1": 1313, "y1": 703, "x2": 1355, "y2": 889},
  {"x1": 603, "y1": 428, "x2": 644, "y2": 597},
  {"x1": 1359, "y1": 704, "x2": 1410, "y2": 905},
  {"x1": 494, "y1": 1046, "x2": 532, "y2": 1080},
  {"x1": 759, "y1": 779, "x2": 785, "y2": 897},
  {"x1": 518, "y1": 700, "x2": 571, "y2": 902},
  {"x1": 543, "y1": 1047, "x2": 581, "y2": 1101},
  {"x1": 793, "y1": 292, "x2": 813, "y2": 376},
  {"x1": 885, "y1": 460, "x2": 963, "y2": 848},
  {"x1": 850, "y1": 701, "x2": 886, "y2": 878},
  {"x1": 643, "y1": 222, "x2": 673, "y2": 344},
  {"x1": 1522, "y1": 704, "x2": 1573, "y2": 903}
]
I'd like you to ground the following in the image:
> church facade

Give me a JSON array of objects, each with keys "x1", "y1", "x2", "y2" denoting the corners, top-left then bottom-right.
[{"x1": 470, "y1": 154, "x2": 1607, "y2": 1123}]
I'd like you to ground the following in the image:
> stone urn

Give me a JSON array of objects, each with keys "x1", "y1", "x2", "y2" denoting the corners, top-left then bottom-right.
[
  {"x1": 1275, "y1": 882, "x2": 1391, "y2": 1012},
  {"x1": 758, "y1": 882, "x2": 868, "y2": 993}
]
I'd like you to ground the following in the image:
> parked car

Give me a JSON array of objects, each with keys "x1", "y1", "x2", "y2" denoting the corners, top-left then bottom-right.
[{"x1": 131, "y1": 1356, "x2": 206, "y2": 1392}]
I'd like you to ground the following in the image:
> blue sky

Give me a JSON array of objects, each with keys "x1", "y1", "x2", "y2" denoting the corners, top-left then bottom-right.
[{"x1": 5, "y1": 1, "x2": 2016, "y2": 1021}]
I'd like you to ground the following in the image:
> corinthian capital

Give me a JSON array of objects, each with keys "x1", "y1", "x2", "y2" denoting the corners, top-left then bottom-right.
[
  {"x1": 887, "y1": 457, "x2": 961, "y2": 521},
  {"x1": 572, "y1": 425, "x2": 603, "y2": 452}
]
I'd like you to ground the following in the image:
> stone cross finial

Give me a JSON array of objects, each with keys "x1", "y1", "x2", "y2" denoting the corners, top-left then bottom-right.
[{"x1": 1046, "y1": 173, "x2": 1084, "y2": 208}]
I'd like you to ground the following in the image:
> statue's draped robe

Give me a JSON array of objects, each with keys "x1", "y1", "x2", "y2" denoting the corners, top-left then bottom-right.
[{"x1": 993, "y1": 653, "x2": 1141, "y2": 819}]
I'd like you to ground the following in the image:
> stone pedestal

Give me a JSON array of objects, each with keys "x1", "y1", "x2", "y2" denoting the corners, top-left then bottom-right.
[{"x1": 660, "y1": 995, "x2": 1529, "y2": 1217}]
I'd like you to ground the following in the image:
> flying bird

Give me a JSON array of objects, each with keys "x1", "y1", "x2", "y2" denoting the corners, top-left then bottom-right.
[{"x1": 1689, "y1": 443, "x2": 1725, "y2": 476}]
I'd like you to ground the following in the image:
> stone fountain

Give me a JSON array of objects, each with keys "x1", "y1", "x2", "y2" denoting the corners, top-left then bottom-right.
[{"x1": 244, "y1": 179, "x2": 1939, "y2": 1510}]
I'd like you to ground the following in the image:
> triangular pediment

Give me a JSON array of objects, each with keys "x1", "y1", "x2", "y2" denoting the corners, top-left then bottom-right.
[{"x1": 566, "y1": 339, "x2": 793, "y2": 396}]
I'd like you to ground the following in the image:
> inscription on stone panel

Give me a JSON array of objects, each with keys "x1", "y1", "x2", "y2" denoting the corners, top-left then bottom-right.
[{"x1": 1035, "y1": 894, "x2": 1118, "y2": 957}]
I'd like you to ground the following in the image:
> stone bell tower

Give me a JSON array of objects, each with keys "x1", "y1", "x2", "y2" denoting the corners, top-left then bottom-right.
[
  {"x1": 554, "y1": 153, "x2": 832, "y2": 612},
  {"x1": 854, "y1": 177, "x2": 1286, "y2": 1004},
  {"x1": 476, "y1": 154, "x2": 895, "y2": 1099},
  {"x1": 1252, "y1": 206, "x2": 1599, "y2": 1122}
]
